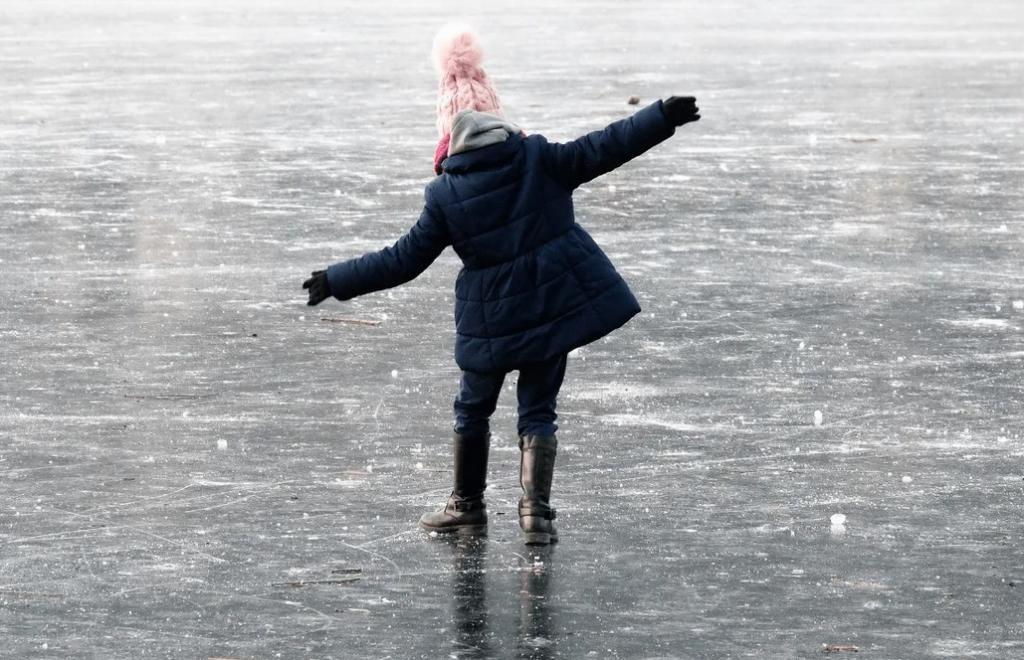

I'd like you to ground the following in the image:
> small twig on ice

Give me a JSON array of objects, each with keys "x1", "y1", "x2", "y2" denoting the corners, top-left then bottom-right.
[
  {"x1": 272, "y1": 578, "x2": 361, "y2": 588},
  {"x1": 320, "y1": 317, "x2": 382, "y2": 327}
]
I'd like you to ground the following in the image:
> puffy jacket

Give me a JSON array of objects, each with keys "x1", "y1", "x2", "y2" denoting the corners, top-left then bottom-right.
[{"x1": 327, "y1": 100, "x2": 677, "y2": 373}]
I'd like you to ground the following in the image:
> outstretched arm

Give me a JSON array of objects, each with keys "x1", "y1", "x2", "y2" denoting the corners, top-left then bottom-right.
[
  {"x1": 304, "y1": 202, "x2": 450, "y2": 305},
  {"x1": 541, "y1": 97, "x2": 700, "y2": 190}
]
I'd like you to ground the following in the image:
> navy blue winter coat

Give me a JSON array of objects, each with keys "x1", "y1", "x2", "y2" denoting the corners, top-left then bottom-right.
[{"x1": 326, "y1": 101, "x2": 677, "y2": 373}]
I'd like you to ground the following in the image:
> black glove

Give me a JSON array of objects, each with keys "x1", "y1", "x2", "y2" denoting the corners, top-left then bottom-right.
[
  {"x1": 303, "y1": 270, "x2": 330, "y2": 306},
  {"x1": 662, "y1": 96, "x2": 700, "y2": 126}
]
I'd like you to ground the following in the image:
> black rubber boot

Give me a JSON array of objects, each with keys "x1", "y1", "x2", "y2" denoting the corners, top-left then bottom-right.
[
  {"x1": 518, "y1": 434, "x2": 559, "y2": 545},
  {"x1": 419, "y1": 432, "x2": 490, "y2": 536}
]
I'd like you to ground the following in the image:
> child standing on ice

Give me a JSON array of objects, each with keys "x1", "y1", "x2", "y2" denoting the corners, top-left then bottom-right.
[{"x1": 303, "y1": 26, "x2": 700, "y2": 545}]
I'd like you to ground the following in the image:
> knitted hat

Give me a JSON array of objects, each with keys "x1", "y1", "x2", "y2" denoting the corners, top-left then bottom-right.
[{"x1": 432, "y1": 24, "x2": 504, "y2": 137}]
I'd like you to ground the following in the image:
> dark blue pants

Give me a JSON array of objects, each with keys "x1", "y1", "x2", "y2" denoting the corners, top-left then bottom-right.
[{"x1": 454, "y1": 354, "x2": 567, "y2": 438}]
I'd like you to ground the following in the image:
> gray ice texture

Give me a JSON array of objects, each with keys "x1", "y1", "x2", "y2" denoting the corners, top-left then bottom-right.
[{"x1": 1, "y1": 0, "x2": 1023, "y2": 658}]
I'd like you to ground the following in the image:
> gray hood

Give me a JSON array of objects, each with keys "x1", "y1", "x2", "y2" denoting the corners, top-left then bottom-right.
[{"x1": 448, "y1": 110, "x2": 521, "y2": 157}]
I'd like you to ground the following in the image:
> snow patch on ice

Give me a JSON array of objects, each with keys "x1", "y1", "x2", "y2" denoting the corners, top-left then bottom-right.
[
  {"x1": 344, "y1": 194, "x2": 378, "y2": 209},
  {"x1": 569, "y1": 382, "x2": 664, "y2": 403},
  {"x1": 751, "y1": 523, "x2": 794, "y2": 535},
  {"x1": 284, "y1": 239, "x2": 382, "y2": 253},
  {"x1": 945, "y1": 318, "x2": 1019, "y2": 331},
  {"x1": 599, "y1": 413, "x2": 705, "y2": 432},
  {"x1": 150, "y1": 563, "x2": 181, "y2": 572},
  {"x1": 192, "y1": 479, "x2": 256, "y2": 487}
]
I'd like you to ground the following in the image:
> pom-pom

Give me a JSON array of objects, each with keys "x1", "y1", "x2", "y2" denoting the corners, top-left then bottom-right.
[
  {"x1": 431, "y1": 23, "x2": 503, "y2": 137},
  {"x1": 432, "y1": 23, "x2": 485, "y2": 76}
]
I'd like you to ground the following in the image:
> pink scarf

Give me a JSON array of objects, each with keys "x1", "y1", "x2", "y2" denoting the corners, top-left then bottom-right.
[{"x1": 433, "y1": 134, "x2": 451, "y2": 175}]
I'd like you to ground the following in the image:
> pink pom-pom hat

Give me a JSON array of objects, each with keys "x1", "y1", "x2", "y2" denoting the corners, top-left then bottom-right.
[{"x1": 432, "y1": 24, "x2": 504, "y2": 138}]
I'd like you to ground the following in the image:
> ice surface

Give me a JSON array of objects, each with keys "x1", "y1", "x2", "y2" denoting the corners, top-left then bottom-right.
[{"x1": 2, "y1": 0, "x2": 1024, "y2": 658}]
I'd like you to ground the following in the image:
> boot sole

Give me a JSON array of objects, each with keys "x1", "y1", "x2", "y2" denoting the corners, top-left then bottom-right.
[
  {"x1": 420, "y1": 523, "x2": 488, "y2": 537},
  {"x1": 524, "y1": 531, "x2": 558, "y2": 545}
]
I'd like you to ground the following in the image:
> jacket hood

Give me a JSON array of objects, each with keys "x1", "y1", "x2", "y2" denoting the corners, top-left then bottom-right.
[{"x1": 448, "y1": 110, "x2": 521, "y2": 157}]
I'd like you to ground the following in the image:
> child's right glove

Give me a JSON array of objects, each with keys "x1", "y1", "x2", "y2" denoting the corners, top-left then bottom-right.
[{"x1": 662, "y1": 96, "x2": 701, "y2": 126}]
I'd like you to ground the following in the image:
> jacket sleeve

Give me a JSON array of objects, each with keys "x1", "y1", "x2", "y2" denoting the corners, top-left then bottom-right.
[
  {"x1": 540, "y1": 100, "x2": 677, "y2": 190},
  {"x1": 325, "y1": 199, "x2": 450, "y2": 301}
]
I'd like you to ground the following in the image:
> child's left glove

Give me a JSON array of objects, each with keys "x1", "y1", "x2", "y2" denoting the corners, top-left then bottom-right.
[{"x1": 303, "y1": 270, "x2": 331, "y2": 306}]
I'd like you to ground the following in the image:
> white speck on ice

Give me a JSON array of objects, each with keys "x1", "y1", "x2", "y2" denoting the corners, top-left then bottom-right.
[
  {"x1": 415, "y1": 462, "x2": 424, "y2": 470},
  {"x1": 830, "y1": 513, "x2": 847, "y2": 526},
  {"x1": 216, "y1": 439, "x2": 228, "y2": 450},
  {"x1": 901, "y1": 475, "x2": 913, "y2": 483},
  {"x1": 813, "y1": 410, "x2": 823, "y2": 426},
  {"x1": 390, "y1": 369, "x2": 398, "y2": 378},
  {"x1": 1013, "y1": 300, "x2": 1024, "y2": 310},
  {"x1": 365, "y1": 464, "x2": 373, "y2": 474}
]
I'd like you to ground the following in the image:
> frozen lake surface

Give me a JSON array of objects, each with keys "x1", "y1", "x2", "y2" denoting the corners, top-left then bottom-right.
[{"x1": 2, "y1": 0, "x2": 1023, "y2": 657}]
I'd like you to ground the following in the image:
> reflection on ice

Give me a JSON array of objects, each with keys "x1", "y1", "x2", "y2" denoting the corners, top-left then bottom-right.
[{"x1": 441, "y1": 538, "x2": 558, "y2": 659}]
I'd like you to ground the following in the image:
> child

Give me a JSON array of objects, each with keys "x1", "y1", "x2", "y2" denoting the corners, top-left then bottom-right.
[{"x1": 303, "y1": 26, "x2": 700, "y2": 545}]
